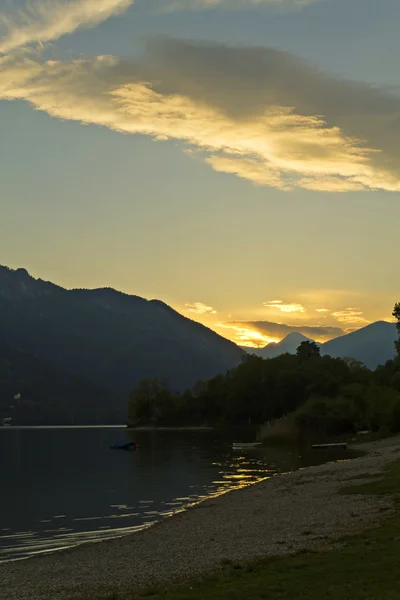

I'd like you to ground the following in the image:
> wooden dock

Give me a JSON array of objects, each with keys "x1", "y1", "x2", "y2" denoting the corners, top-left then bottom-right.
[
  {"x1": 232, "y1": 442, "x2": 262, "y2": 449},
  {"x1": 311, "y1": 442, "x2": 347, "y2": 449}
]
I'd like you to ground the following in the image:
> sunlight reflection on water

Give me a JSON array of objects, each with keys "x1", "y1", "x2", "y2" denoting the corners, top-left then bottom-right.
[{"x1": 0, "y1": 427, "x2": 357, "y2": 562}]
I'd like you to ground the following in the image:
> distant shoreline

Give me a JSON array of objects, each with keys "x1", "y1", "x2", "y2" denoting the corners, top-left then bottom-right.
[
  {"x1": 0, "y1": 424, "x2": 126, "y2": 429},
  {"x1": 126, "y1": 425, "x2": 214, "y2": 431}
]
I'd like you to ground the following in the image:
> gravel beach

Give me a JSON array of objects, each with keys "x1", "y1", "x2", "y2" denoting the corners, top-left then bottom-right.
[{"x1": 1, "y1": 436, "x2": 399, "y2": 600}]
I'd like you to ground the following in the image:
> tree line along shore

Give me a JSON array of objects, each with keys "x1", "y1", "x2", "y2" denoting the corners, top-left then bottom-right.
[{"x1": 128, "y1": 303, "x2": 400, "y2": 442}]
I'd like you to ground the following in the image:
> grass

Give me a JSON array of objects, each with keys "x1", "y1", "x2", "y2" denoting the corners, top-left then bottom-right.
[
  {"x1": 340, "y1": 462, "x2": 400, "y2": 497},
  {"x1": 78, "y1": 461, "x2": 400, "y2": 600}
]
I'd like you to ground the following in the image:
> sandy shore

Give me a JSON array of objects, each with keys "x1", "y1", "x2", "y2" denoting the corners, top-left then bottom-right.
[{"x1": 1, "y1": 436, "x2": 399, "y2": 600}]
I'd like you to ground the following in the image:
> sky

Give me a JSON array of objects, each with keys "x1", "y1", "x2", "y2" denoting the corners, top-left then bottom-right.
[{"x1": 1, "y1": 0, "x2": 399, "y2": 348}]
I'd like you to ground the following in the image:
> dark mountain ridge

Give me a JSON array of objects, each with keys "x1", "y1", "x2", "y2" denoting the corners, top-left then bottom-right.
[
  {"x1": 320, "y1": 320, "x2": 397, "y2": 368},
  {"x1": 0, "y1": 266, "x2": 244, "y2": 405}
]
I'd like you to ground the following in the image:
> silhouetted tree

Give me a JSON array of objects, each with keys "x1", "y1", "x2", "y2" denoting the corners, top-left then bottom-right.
[
  {"x1": 128, "y1": 378, "x2": 173, "y2": 424},
  {"x1": 296, "y1": 340, "x2": 320, "y2": 361},
  {"x1": 393, "y1": 302, "x2": 400, "y2": 356}
]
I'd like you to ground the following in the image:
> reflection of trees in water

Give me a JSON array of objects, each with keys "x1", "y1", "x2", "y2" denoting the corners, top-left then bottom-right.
[
  {"x1": 0, "y1": 428, "x2": 23, "y2": 471},
  {"x1": 129, "y1": 431, "x2": 222, "y2": 488},
  {"x1": 127, "y1": 430, "x2": 354, "y2": 484}
]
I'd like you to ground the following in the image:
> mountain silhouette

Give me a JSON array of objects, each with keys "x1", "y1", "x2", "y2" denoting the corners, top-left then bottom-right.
[
  {"x1": 250, "y1": 321, "x2": 397, "y2": 368},
  {"x1": 0, "y1": 341, "x2": 116, "y2": 424},
  {"x1": 251, "y1": 332, "x2": 314, "y2": 359},
  {"x1": 0, "y1": 266, "x2": 244, "y2": 405},
  {"x1": 320, "y1": 321, "x2": 397, "y2": 368}
]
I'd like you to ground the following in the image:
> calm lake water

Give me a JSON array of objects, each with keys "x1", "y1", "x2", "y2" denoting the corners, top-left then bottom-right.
[{"x1": 0, "y1": 427, "x2": 357, "y2": 562}]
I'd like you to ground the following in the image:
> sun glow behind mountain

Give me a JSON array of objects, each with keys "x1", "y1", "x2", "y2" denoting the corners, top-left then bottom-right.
[
  {"x1": 177, "y1": 290, "x2": 396, "y2": 349},
  {"x1": 216, "y1": 325, "x2": 281, "y2": 348}
]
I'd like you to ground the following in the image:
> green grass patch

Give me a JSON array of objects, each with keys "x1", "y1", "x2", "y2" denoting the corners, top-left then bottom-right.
[
  {"x1": 79, "y1": 461, "x2": 400, "y2": 600},
  {"x1": 340, "y1": 460, "x2": 400, "y2": 496}
]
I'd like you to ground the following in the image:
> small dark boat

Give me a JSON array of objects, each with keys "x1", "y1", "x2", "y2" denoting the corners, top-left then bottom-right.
[{"x1": 110, "y1": 441, "x2": 138, "y2": 450}]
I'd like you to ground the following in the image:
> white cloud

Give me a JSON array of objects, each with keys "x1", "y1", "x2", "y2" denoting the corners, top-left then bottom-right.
[
  {"x1": 264, "y1": 300, "x2": 306, "y2": 313},
  {"x1": 1, "y1": 39, "x2": 400, "y2": 192},
  {"x1": 315, "y1": 308, "x2": 330, "y2": 313},
  {"x1": 185, "y1": 302, "x2": 217, "y2": 315},
  {"x1": 0, "y1": 0, "x2": 135, "y2": 53}
]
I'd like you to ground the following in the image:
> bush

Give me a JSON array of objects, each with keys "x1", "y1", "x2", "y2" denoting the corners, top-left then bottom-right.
[
  {"x1": 294, "y1": 394, "x2": 359, "y2": 435},
  {"x1": 293, "y1": 385, "x2": 400, "y2": 436},
  {"x1": 366, "y1": 386, "x2": 400, "y2": 432}
]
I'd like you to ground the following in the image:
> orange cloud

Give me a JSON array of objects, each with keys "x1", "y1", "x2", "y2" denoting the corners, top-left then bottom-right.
[
  {"x1": 1, "y1": 39, "x2": 400, "y2": 192},
  {"x1": 264, "y1": 300, "x2": 306, "y2": 313}
]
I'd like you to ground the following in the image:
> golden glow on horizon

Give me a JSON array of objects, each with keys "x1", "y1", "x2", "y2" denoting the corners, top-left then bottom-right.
[
  {"x1": 177, "y1": 289, "x2": 395, "y2": 349},
  {"x1": 214, "y1": 326, "x2": 339, "y2": 348},
  {"x1": 214, "y1": 323, "x2": 280, "y2": 348}
]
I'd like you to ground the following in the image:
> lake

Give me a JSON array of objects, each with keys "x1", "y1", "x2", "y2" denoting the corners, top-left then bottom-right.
[{"x1": 0, "y1": 426, "x2": 358, "y2": 562}]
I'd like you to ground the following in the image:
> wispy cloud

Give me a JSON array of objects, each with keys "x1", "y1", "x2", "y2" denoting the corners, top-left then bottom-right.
[
  {"x1": 1, "y1": 39, "x2": 400, "y2": 192},
  {"x1": 0, "y1": 0, "x2": 135, "y2": 53},
  {"x1": 315, "y1": 308, "x2": 330, "y2": 313},
  {"x1": 185, "y1": 302, "x2": 217, "y2": 315},
  {"x1": 332, "y1": 307, "x2": 370, "y2": 325},
  {"x1": 264, "y1": 300, "x2": 306, "y2": 313}
]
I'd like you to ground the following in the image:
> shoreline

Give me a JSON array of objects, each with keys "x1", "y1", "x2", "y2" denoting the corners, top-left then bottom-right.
[
  {"x1": 126, "y1": 425, "x2": 214, "y2": 431},
  {"x1": 0, "y1": 425, "x2": 214, "y2": 430},
  {"x1": 1, "y1": 436, "x2": 399, "y2": 600}
]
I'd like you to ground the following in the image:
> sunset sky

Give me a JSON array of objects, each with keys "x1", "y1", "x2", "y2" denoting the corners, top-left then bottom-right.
[{"x1": 1, "y1": 0, "x2": 399, "y2": 347}]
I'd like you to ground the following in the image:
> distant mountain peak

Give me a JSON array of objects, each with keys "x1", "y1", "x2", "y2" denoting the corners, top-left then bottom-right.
[
  {"x1": 15, "y1": 267, "x2": 30, "y2": 277},
  {"x1": 0, "y1": 265, "x2": 61, "y2": 299},
  {"x1": 251, "y1": 331, "x2": 315, "y2": 359},
  {"x1": 277, "y1": 332, "x2": 315, "y2": 351},
  {"x1": 1, "y1": 265, "x2": 32, "y2": 278},
  {"x1": 281, "y1": 332, "x2": 311, "y2": 343},
  {"x1": 320, "y1": 321, "x2": 397, "y2": 369},
  {"x1": 365, "y1": 320, "x2": 394, "y2": 329}
]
